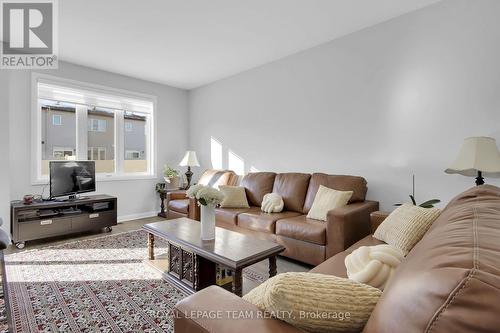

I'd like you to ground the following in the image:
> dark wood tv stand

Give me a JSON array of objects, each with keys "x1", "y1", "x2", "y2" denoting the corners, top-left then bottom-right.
[{"x1": 10, "y1": 195, "x2": 117, "y2": 249}]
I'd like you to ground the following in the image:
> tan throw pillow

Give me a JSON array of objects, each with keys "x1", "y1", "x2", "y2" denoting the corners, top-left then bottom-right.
[
  {"x1": 374, "y1": 203, "x2": 441, "y2": 255},
  {"x1": 307, "y1": 185, "x2": 353, "y2": 221},
  {"x1": 218, "y1": 185, "x2": 250, "y2": 208},
  {"x1": 243, "y1": 272, "x2": 381, "y2": 333}
]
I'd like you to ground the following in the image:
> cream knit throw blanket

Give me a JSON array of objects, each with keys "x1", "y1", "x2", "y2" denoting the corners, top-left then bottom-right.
[
  {"x1": 345, "y1": 244, "x2": 403, "y2": 290},
  {"x1": 261, "y1": 193, "x2": 284, "y2": 213}
]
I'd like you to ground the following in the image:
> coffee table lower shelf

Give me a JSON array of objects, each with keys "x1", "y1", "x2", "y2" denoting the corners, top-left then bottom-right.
[{"x1": 146, "y1": 232, "x2": 279, "y2": 297}]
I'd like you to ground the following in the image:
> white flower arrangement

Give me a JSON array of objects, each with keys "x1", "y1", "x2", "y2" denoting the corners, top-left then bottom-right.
[
  {"x1": 186, "y1": 184, "x2": 225, "y2": 206},
  {"x1": 186, "y1": 184, "x2": 204, "y2": 198}
]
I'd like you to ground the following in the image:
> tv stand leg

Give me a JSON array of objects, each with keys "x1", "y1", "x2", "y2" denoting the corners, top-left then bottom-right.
[
  {"x1": 104, "y1": 226, "x2": 112, "y2": 233},
  {"x1": 15, "y1": 242, "x2": 25, "y2": 249}
]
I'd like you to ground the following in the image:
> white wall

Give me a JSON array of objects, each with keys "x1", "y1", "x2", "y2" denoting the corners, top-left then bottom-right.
[
  {"x1": 6, "y1": 61, "x2": 188, "y2": 229},
  {"x1": 0, "y1": 71, "x2": 10, "y2": 232},
  {"x1": 189, "y1": 0, "x2": 500, "y2": 211}
]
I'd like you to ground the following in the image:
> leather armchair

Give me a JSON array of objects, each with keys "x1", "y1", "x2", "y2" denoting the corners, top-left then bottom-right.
[
  {"x1": 166, "y1": 191, "x2": 200, "y2": 220},
  {"x1": 166, "y1": 169, "x2": 238, "y2": 220}
]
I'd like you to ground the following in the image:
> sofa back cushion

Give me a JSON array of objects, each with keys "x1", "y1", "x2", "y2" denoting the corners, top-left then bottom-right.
[
  {"x1": 272, "y1": 173, "x2": 311, "y2": 213},
  {"x1": 303, "y1": 173, "x2": 367, "y2": 214},
  {"x1": 198, "y1": 169, "x2": 238, "y2": 188},
  {"x1": 241, "y1": 172, "x2": 276, "y2": 206},
  {"x1": 364, "y1": 185, "x2": 500, "y2": 333}
]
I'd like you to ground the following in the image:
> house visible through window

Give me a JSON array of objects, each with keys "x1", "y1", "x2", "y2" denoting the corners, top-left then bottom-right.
[
  {"x1": 88, "y1": 147, "x2": 106, "y2": 161},
  {"x1": 53, "y1": 147, "x2": 75, "y2": 159},
  {"x1": 88, "y1": 118, "x2": 107, "y2": 132},
  {"x1": 35, "y1": 75, "x2": 155, "y2": 181},
  {"x1": 125, "y1": 150, "x2": 141, "y2": 160},
  {"x1": 52, "y1": 114, "x2": 62, "y2": 125}
]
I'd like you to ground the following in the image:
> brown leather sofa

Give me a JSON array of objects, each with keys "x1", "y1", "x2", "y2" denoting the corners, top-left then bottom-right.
[
  {"x1": 166, "y1": 169, "x2": 238, "y2": 220},
  {"x1": 174, "y1": 185, "x2": 500, "y2": 333},
  {"x1": 215, "y1": 172, "x2": 379, "y2": 266}
]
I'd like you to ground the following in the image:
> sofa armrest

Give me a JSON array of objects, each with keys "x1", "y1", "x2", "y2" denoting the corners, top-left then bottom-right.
[
  {"x1": 166, "y1": 190, "x2": 188, "y2": 201},
  {"x1": 188, "y1": 198, "x2": 201, "y2": 221},
  {"x1": 174, "y1": 286, "x2": 302, "y2": 333},
  {"x1": 325, "y1": 200, "x2": 379, "y2": 258},
  {"x1": 370, "y1": 211, "x2": 390, "y2": 233}
]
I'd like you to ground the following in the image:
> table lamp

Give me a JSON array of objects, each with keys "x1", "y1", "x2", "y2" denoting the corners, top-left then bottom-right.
[
  {"x1": 445, "y1": 137, "x2": 500, "y2": 185},
  {"x1": 179, "y1": 150, "x2": 200, "y2": 189}
]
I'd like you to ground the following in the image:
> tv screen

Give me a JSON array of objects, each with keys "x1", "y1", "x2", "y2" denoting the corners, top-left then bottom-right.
[{"x1": 50, "y1": 161, "x2": 96, "y2": 198}]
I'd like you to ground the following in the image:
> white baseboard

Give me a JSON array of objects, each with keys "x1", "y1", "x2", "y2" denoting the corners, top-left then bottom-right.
[{"x1": 118, "y1": 211, "x2": 157, "y2": 223}]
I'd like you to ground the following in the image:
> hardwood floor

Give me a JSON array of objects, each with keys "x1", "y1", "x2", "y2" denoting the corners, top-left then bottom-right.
[{"x1": 4, "y1": 216, "x2": 312, "y2": 294}]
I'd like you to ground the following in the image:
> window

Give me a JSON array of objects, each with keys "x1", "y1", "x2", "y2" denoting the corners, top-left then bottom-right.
[
  {"x1": 125, "y1": 150, "x2": 140, "y2": 159},
  {"x1": 40, "y1": 100, "x2": 77, "y2": 175},
  {"x1": 88, "y1": 118, "x2": 107, "y2": 132},
  {"x1": 53, "y1": 147, "x2": 75, "y2": 159},
  {"x1": 88, "y1": 108, "x2": 115, "y2": 173},
  {"x1": 124, "y1": 111, "x2": 148, "y2": 172},
  {"x1": 88, "y1": 147, "x2": 106, "y2": 161},
  {"x1": 33, "y1": 74, "x2": 156, "y2": 183},
  {"x1": 52, "y1": 114, "x2": 62, "y2": 125}
]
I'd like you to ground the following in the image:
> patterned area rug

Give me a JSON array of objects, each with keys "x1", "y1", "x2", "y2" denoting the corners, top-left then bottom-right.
[
  {"x1": 4, "y1": 230, "x2": 266, "y2": 333},
  {"x1": 0, "y1": 277, "x2": 8, "y2": 333}
]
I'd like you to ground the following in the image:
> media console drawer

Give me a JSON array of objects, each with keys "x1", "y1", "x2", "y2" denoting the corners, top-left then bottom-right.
[
  {"x1": 18, "y1": 217, "x2": 72, "y2": 240},
  {"x1": 72, "y1": 210, "x2": 116, "y2": 231}
]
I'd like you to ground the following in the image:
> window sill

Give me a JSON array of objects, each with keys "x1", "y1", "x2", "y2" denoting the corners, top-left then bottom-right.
[
  {"x1": 96, "y1": 174, "x2": 158, "y2": 182},
  {"x1": 32, "y1": 173, "x2": 158, "y2": 186}
]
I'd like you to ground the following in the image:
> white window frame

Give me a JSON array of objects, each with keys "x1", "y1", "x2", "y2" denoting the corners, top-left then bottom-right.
[
  {"x1": 52, "y1": 114, "x2": 62, "y2": 126},
  {"x1": 32, "y1": 73, "x2": 157, "y2": 184}
]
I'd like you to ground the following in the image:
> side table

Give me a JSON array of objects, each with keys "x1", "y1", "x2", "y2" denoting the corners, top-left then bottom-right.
[{"x1": 156, "y1": 183, "x2": 184, "y2": 218}]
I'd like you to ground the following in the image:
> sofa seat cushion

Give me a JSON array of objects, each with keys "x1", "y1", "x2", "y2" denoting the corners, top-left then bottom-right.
[
  {"x1": 346, "y1": 235, "x2": 386, "y2": 253},
  {"x1": 215, "y1": 207, "x2": 252, "y2": 225},
  {"x1": 168, "y1": 199, "x2": 189, "y2": 214},
  {"x1": 276, "y1": 215, "x2": 326, "y2": 245},
  {"x1": 237, "y1": 209, "x2": 302, "y2": 233},
  {"x1": 309, "y1": 235, "x2": 385, "y2": 278}
]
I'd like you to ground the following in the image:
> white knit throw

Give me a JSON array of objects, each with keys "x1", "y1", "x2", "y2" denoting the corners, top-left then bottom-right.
[
  {"x1": 345, "y1": 244, "x2": 403, "y2": 290},
  {"x1": 261, "y1": 193, "x2": 284, "y2": 213}
]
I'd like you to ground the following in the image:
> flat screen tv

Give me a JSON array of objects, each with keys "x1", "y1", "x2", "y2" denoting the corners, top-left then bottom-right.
[{"x1": 50, "y1": 161, "x2": 96, "y2": 199}]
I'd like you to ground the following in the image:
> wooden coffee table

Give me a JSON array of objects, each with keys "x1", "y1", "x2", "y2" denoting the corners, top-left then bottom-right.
[{"x1": 143, "y1": 218, "x2": 285, "y2": 296}]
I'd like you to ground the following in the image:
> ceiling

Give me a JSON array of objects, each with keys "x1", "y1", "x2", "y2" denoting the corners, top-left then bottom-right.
[{"x1": 59, "y1": 0, "x2": 442, "y2": 89}]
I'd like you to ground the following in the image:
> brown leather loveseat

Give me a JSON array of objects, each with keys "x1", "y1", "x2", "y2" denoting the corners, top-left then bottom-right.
[
  {"x1": 174, "y1": 185, "x2": 500, "y2": 333},
  {"x1": 215, "y1": 172, "x2": 379, "y2": 265}
]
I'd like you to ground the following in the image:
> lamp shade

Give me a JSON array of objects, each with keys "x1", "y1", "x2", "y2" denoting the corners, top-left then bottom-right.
[
  {"x1": 445, "y1": 137, "x2": 500, "y2": 177},
  {"x1": 179, "y1": 151, "x2": 200, "y2": 167}
]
